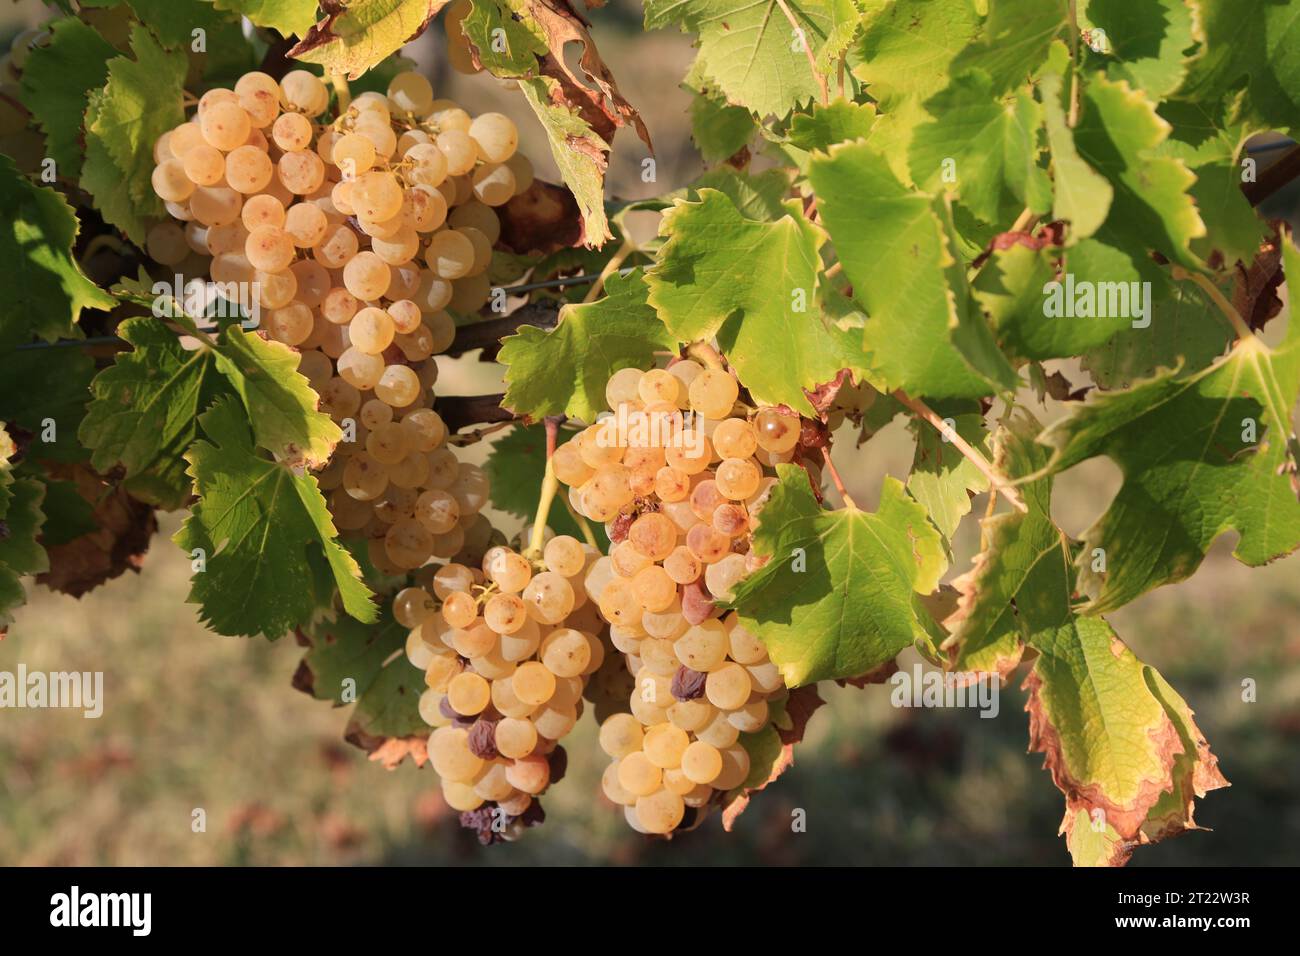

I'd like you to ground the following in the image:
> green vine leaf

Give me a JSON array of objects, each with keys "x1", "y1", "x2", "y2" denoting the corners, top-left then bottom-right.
[
  {"x1": 18, "y1": 17, "x2": 119, "y2": 180},
  {"x1": 1073, "y1": 74, "x2": 1206, "y2": 269},
  {"x1": 1176, "y1": 0, "x2": 1300, "y2": 134},
  {"x1": 499, "y1": 269, "x2": 678, "y2": 423},
  {"x1": 1035, "y1": 242, "x2": 1300, "y2": 613},
  {"x1": 905, "y1": 402, "x2": 991, "y2": 540},
  {"x1": 646, "y1": 0, "x2": 860, "y2": 118},
  {"x1": 174, "y1": 398, "x2": 376, "y2": 639},
  {"x1": 853, "y1": 0, "x2": 981, "y2": 109},
  {"x1": 787, "y1": 98, "x2": 876, "y2": 153},
  {"x1": 81, "y1": 23, "x2": 187, "y2": 245},
  {"x1": 0, "y1": 155, "x2": 115, "y2": 349},
  {"x1": 951, "y1": 0, "x2": 1069, "y2": 94},
  {"x1": 212, "y1": 0, "x2": 323, "y2": 38},
  {"x1": 808, "y1": 140, "x2": 1018, "y2": 398},
  {"x1": 484, "y1": 424, "x2": 599, "y2": 544},
  {"x1": 1040, "y1": 69, "x2": 1113, "y2": 240},
  {"x1": 1083, "y1": 0, "x2": 1196, "y2": 101},
  {"x1": 0, "y1": 469, "x2": 49, "y2": 637},
  {"x1": 79, "y1": 318, "x2": 233, "y2": 510},
  {"x1": 728, "y1": 464, "x2": 945, "y2": 686},
  {"x1": 295, "y1": 605, "x2": 428, "y2": 762},
  {"x1": 909, "y1": 69, "x2": 1051, "y2": 225},
  {"x1": 646, "y1": 188, "x2": 859, "y2": 414}
]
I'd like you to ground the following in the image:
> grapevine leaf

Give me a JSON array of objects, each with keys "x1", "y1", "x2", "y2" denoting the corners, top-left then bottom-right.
[
  {"x1": 295, "y1": 606, "x2": 428, "y2": 762},
  {"x1": 1035, "y1": 242, "x2": 1300, "y2": 612},
  {"x1": 1080, "y1": 281, "x2": 1234, "y2": 389},
  {"x1": 944, "y1": 412, "x2": 1062, "y2": 677},
  {"x1": 212, "y1": 0, "x2": 322, "y2": 38},
  {"x1": 81, "y1": 0, "x2": 241, "y2": 49},
  {"x1": 1083, "y1": 0, "x2": 1196, "y2": 100},
  {"x1": 34, "y1": 460, "x2": 157, "y2": 598},
  {"x1": 462, "y1": 0, "x2": 546, "y2": 74},
  {"x1": 684, "y1": 167, "x2": 791, "y2": 222},
  {"x1": 35, "y1": 479, "x2": 98, "y2": 548},
  {"x1": 174, "y1": 398, "x2": 376, "y2": 639},
  {"x1": 689, "y1": 86, "x2": 759, "y2": 163},
  {"x1": 727, "y1": 465, "x2": 945, "y2": 687},
  {"x1": 484, "y1": 424, "x2": 597, "y2": 543},
  {"x1": 951, "y1": 0, "x2": 1070, "y2": 93},
  {"x1": 290, "y1": 0, "x2": 451, "y2": 78},
  {"x1": 210, "y1": 326, "x2": 343, "y2": 471},
  {"x1": 1040, "y1": 69, "x2": 1112, "y2": 240},
  {"x1": 0, "y1": 346, "x2": 96, "y2": 464},
  {"x1": 0, "y1": 473, "x2": 48, "y2": 635},
  {"x1": 853, "y1": 0, "x2": 982, "y2": 109},
  {"x1": 808, "y1": 140, "x2": 1018, "y2": 398},
  {"x1": 645, "y1": 189, "x2": 859, "y2": 414},
  {"x1": 1073, "y1": 74, "x2": 1206, "y2": 269},
  {"x1": 0, "y1": 154, "x2": 114, "y2": 348},
  {"x1": 498, "y1": 269, "x2": 677, "y2": 423},
  {"x1": 787, "y1": 98, "x2": 876, "y2": 153},
  {"x1": 909, "y1": 70, "x2": 1052, "y2": 226},
  {"x1": 18, "y1": 17, "x2": 118, "y2": 179},
  {"x1": 645, "y1": 0, "x2": 860, "y2": 118},
  {"x1": 972, "y1": 238, "x2": 1165, "y2": 361},
  {"x1": 516, "y1": 75, "x2": 615, "y2": 247},
  {"x1": 1177, "y1": 0, "x2": 1300, "y2": 133},
  {"x1": 943, "y1": 414, "x2": 1228, "y2": 865},
  {"x1": 905, "y1": 402, "x2": 990, "y2": 541},
  {"x1": 79, "y1": 318, "x2": 233, "y2": 510},
  {"x1": 81, "y1": 24, "x2": 187, "y2": 245}
]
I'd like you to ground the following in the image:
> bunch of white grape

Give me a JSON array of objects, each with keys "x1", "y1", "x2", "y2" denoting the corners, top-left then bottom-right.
[
  {"x1": 399, "y1": 537, "x2": 611, "y2": 839},
  {"x1": 147, "y1": 65, "x2": 538, "y2": 589},
  {"x1": 551, "y1": 361, "x2": 805, "y2": 834}
]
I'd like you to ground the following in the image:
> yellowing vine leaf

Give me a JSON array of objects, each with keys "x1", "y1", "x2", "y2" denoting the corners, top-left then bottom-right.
[
  {"x1": 291, "y1": 0, "x2": 451, "y2": 78},
  {"x1": 944, "y1": 413, "x2": 1229, "y2": 866}
]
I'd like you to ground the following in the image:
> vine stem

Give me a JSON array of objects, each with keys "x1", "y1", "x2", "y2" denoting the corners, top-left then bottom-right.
[
  {"x1": 892, "y1": 390, "x2": 1028, "y2": 514},
  {"x1": 774, "y1": 0, "x2": 829, "y2": 107},
  {"x1": 819, "y1": 446, "x2": 857, "y2": 509},
  {"x1": 1067, "y1": 0, "x2": 1081, "y2": 128},
  {"x1": 562, "y1": 490, "x2": 599, "y2": 549},
  {"x1": 1172, "y1": 266, "x2": 1254, "y2": 341},
  {"x1": 582, "y1": 238, "x2": 637, "y2": 303},
  {"x1": 330, "y1": 74, "x2": 351, "y2": 113},
  {"x1": 526, "y1": 416, "x2": 564, "y2": 558}
]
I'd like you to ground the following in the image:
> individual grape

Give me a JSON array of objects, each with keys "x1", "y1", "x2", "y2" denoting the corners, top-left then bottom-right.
[
  {"x1": 424, "y1": 229, "x2": 474, "y2": 279},
  {"x1": 337, "y1": 347, "x2": 385, "y2": 390},
  {"x1": 145, "y1": 222, "x2": 189, "y2": 266},
  {"x1": 182, "y1": 144, "x2": 225, "y2": 186},
  {"x1": 375, "y1": 364, "x2": 421, "y2": 407},
  {"x1": 429, "y1": 726, "x2": 484, "y2": 782},
  {"x1": 688, "y1": 369, "x2": 739, "y2": 419},
  {"x1": 284, "y1": 202, "x2": 328, "y2": 247},
  {"x1": 245, "y1": 225, "x2": 295, "y2": 272},
  {"x1": 504, "y1": 153, "x2": 534, "y2": 195},
  {"x1": 711, "y1": 418, "x2": 758, "y2": 460},
  {"x1": 617, "y1": 751, "x2": 662, "y2": 797},
  {"x1": 200, "y1": 101, "x2": 251, "y2": 150},
  {"x1": 468, "y1": 112, "x2": 518, "y2": 163},
  {"x1": 267, "y1": 301, "x2": 313, "y2": 346},
  {"x1": 342, "y1": 251, "x2": 391, "y2": 301},
  {"x1": 313, "y1": 222, "x2": 359, "y2": 268},
  {"x1": 754, "y1": 406, "x2": 801, "y2": 453},
  {"x1": 253, "y1": 267, "x2": 297, "y2": 308},
  {"x1": 151, "y1": 159, "x2": 194, "y2": 202},
  {"x1": 435, "y1": 129, "x2": 477, "y2": 175},
  {"x1": 271, "y1": 111, "x2": 313, "y2": 151},
  {"x1": 167, "y1": 123, "x2": 207, "y2": 159},
  {"x1": 278, "y1": 149, "x2": 326, "y2": 194},
  {"x1": 279, "y1": 70, "x2": 328, "y2": 116},
  {"x1": 235, "y1": 71, "x2": 280, "y2": 127},
  {"x1": 448, "y1": 201, "x2": 500, "y2": 243},
  {"x1": 680, "y1": 740, "x2": 723, "y2": 784},
  {"x1": 471, "y1": 163, "x2": 515, "y2": 206},
  {"x1": 388, "y1": 70, "x2": 435, "y2": 115},
  {"x1": 352, "y1": 170, "x2": 404, "y2": 221},
  {"x1": 242, "y1": 193, "x2": 286, "y2": 231}
]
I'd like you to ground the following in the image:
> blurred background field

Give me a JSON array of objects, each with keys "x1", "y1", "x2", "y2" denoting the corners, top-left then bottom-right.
[{"x1": 2, "y1": 1, "x2": 1299, "y2": 867}]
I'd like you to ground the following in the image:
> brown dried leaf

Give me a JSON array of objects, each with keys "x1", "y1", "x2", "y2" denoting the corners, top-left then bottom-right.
[
  {"x1": 496, "y1": 179, "x2": 583, "y2": 255},
  {"x1": 35, "y1": 462, "x2": 156, "y2": 598}
]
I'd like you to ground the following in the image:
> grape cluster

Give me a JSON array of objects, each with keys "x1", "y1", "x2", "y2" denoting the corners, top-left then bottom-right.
[
  {"x1": 555, "y1": 362, "x2": 803, "y2": 834},
  {"x1": 400, "y1": 537, "x2": 610, "y2": 838},
  {"x1": 146, "y1": 66, "x2": 538, "y2": 582}
]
